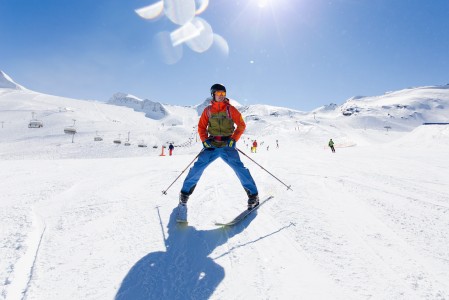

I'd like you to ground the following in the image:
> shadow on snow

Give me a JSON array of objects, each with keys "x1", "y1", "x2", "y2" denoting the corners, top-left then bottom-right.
[{"x1": 115, "y1": 206, "x2": 257, "y2": 300}]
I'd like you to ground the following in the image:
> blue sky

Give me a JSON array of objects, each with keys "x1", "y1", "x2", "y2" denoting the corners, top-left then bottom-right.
[{"x1": 1, "y1": 0, "x2": 449, "y2": 111}]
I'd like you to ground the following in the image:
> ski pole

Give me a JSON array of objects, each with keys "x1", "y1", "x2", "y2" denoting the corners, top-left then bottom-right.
[
  {"x1": 237, "y1": 148, "x2": 293, "y2": 191},
  {"x1": 162, "y1": 149, "x2": 204, "y2": 195}
]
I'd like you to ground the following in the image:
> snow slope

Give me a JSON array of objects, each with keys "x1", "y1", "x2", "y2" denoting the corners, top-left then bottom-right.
[{"x1": 1, "y1": 74, "x2": 449, "y2": 299}]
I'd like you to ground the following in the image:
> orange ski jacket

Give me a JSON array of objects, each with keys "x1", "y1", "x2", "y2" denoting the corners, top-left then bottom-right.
[{"x1": 198, "y1": 99, "x2": 246, "y2": 142}]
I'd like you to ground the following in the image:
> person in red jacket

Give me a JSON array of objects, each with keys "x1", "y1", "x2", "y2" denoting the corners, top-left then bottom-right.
[
  {"x1": 252, "y1": 140, "x2": 258, "y2": 153},
  {"x1": 176, "y1": 84, "x2": 259, "y2": 222}
]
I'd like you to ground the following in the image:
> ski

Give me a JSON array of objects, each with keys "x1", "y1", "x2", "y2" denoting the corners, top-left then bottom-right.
[{"x1": 215, "y1": 196, "x2": 274, "y2": 226}]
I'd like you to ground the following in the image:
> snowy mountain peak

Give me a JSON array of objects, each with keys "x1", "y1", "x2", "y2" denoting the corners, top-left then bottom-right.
[
  {"x1": 338, "y1": 85, "x2": 449, "y2": 122},
  {"x1": 108, "y1": 92, "x2": 168, "y2": 120},
  {"x1": 0, "y1": 70, "x2": 26, "y2": 90},
  {"x1": 110, "y1": 92, "x2": 142, "y2": 102},
  {"x1": 314, "y1": 103, "x2": 339, "y2": 113}
]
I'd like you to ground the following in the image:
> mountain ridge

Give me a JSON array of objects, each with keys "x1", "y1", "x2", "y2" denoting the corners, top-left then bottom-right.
[{"x1": 1, "y1": 69, "x2": 448, "y2": 127}]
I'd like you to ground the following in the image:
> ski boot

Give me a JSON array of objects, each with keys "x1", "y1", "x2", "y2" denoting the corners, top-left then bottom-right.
[
  {"x1": 176, "y1": 192, "x2": 189, "y2": 223},
  {"x1": 247, "y1": 194, "x2": 259, "y2": 210}
]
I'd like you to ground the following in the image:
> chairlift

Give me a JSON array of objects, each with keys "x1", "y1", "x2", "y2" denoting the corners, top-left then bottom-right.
[
  {"x1": 28, "y1": 120, "x2": 43, "y2": 128},
  {"x1": 64, "y1": 119, "x2": 77, "y2": 134},
  {"x1": 94, "y1": 131, "x2": 103, "y2": 141},
  {"x1": 113, "y1": 134, "x2": 122, "y2": 144},
  {"x1": 64, "y1": 127, "x2": 77, "y2": 134},
  {"x1": 138, "y1": 140, "x2": 148, "y2": 147}
]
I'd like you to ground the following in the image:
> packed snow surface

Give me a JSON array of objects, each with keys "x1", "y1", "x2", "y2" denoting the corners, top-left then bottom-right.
[{"x1": 1, "y1": 79, "x2": 449, "y2": 299}]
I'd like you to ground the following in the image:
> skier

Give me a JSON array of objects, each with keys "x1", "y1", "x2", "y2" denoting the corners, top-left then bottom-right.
[
  {"x1": 168, "y1": 143, "x2": 174, "y2": 156},
  {"x1": 177, "y1": 84, "x2": 259, "y2": 221},
  {"x1": 252, "y1": 140, "x2": 258, "y2": 153},
  {"x1": 328, "y1": 138, "x2": 336, "y2": 153}
]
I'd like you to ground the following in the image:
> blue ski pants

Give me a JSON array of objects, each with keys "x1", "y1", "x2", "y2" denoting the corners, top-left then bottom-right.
[{"x1": 181, "y1": 147, "x2": 258, "y2": 196}]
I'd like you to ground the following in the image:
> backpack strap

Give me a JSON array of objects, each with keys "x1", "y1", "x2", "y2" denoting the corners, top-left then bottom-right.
[
  {"x1": 226, "y1": 105, "x2": 231, "y2": 119},
  {"x1": 206, "y1": 104, "x2": 232, "y2": 119}
]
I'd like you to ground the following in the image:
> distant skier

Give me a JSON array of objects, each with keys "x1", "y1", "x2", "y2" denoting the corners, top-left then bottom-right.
[
  {"x1": 177, "y1": 84, "x2": 259, "y2": 222},
  {"x1": 328, "y1": 139, "x2": 336, "y2": 153},
  {"x1": 276, "y1": 139, "x2": 279, "y2": 148},
  {"x1": 168, "y1": 143, "x2": 174, "y2": 156},
  {"x1": 252, "y1": 140, "x2": 258, "y2": 153}
]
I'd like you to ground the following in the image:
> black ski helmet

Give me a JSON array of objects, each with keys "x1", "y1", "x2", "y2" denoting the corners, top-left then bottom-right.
[{"x1": 210, "y1": 83, "x2": 226, "y2": 96}]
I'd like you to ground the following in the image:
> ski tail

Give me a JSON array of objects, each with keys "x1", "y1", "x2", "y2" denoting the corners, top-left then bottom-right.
[{"x1": 215, "y1": 196, "x2": 274, "y2": 226}]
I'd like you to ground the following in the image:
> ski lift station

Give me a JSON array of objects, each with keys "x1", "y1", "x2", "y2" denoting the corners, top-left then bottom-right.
[{"x1": 28, "y1": 120, "x2": 43, "y2": 128}]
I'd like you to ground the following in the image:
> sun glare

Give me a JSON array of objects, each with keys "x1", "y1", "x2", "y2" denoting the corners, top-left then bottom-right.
[
  {"x1": 253, "y1": 0, "x2": 292, "y2": 10},
  {"x1": 257, "y1": 0, "x2": 269, "y2": 8}
]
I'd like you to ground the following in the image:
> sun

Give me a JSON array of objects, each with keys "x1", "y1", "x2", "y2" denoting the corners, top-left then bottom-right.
[
  {"x1": 253, "y1": 0, "x2": 284, "y2": 9},
  {"x1": 256, "y1": 0, "x2": 270, "y2": 8}
]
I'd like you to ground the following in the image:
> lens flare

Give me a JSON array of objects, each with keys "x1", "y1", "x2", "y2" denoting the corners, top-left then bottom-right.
[
  {"x1": 154, "y1": 31, "x2": 183, "y2": 65},
  {"x1": 136, "y1": 0, "x2": 229, "y2": 63},
  {"x1": 170, "y1": 22, "x2": 202, "y2": 47},
  {"x1": 135, "y1": 1, "x2": 164, "y2": 20},
  {"x1": 185, "y1": 17, "x2": 213, "y2": 53},
  {"x1": 164, "y1": 0, "x2": 196, "y2": 25},
  {"x1": 195, "y1": 0, "x2": 209, "y2": 15},
  {"x1": 212, "y1": 34, "x2": 229, "y2": 57}
]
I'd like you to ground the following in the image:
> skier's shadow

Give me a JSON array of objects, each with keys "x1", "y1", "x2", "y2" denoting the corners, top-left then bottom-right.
[{"x1": 115, "y1": 207, "x2": 257, "y2": 300}]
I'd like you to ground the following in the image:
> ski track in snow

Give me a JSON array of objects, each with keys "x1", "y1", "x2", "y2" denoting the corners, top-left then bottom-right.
[{"x1": 2, "y1": 210, "x2": 46, "y2": 300}]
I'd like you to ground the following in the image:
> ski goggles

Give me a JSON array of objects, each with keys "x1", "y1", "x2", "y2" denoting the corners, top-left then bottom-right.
[{"x1": 214, "y1": 91, "x2": 226, "y2": 96}]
